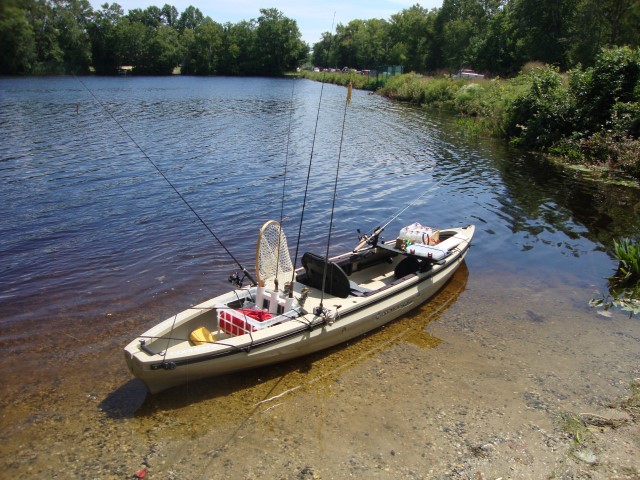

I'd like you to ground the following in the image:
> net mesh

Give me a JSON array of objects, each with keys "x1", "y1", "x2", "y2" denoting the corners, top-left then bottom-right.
[{"x1": 256, "y1": 220, "x2": 294, "y2": 286}]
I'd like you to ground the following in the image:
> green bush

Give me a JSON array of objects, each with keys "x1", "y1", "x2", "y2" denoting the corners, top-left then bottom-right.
[
  {"x1": 610, "y1": 101, "x2": 640, "y2": 138},
  {"x1": 299, "y1": 70, "x2": 374, "y2": 90},
  {"x1": 505, "y1": 65, "x2": 573, "y2": 148},
  {"x1": 453, "y1": 79, "x2": 526, "y2": 137},
  {"x1": 421, "y1": 78, "x2": 462, "y2": 105},
  {"x1": 590, "y1": 238, "x2": 640, "y2": 317},
  {"x1": 380, "y1": 73, "x2": 429, "y2": 103},
  {"x1": 579, "y1": 132, "x2": 640, "y2": 178},
  {"x1": 572, "y1": 46, "x2": 640, "y2": 134}
]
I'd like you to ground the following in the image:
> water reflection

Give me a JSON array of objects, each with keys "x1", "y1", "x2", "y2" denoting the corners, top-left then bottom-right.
[
  {"x1": 495, "y1": 151, "x2": 640, "y2": 251},
  {"x1": 101, "y1": 264, "x2": 468, "y2": 436},
  {"x1": 1, "y1": 75, "x2": 636, "y2": 378}
]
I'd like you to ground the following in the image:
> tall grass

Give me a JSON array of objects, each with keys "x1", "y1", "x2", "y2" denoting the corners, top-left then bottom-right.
[
  {"x1": 612, "y1": 238, "x2": 640, "y2": 285},
  {"x1": 298, "y1": 71, "x2": 377, "y2": 90},
  {"x1": 377, "y1": 73, "x2": 533, "y2": 138},
  {"x1": 590, "y1": 238, "x2": 640, "y2": 316}
]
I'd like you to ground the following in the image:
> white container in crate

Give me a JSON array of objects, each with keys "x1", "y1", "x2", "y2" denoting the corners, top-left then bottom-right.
[
  {"x1": 216, "y1": 305, "x2": 282, "y2": 336},
  {"x1": 398, "y1": 222, "x2": 439, "y2": 245}
]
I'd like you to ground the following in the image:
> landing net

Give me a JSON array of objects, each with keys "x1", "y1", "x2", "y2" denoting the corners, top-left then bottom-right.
[{"x1": 256, "y1": 220, "x2": 294, "y2": 287}]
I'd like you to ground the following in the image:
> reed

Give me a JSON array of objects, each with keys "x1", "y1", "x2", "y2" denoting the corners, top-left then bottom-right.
[
  {"x1": 590, "y1": 238, "x2": 640, "y2": 316},
  {"x1": 612, "y1": 238, "x2": 640, "y2": 285}
]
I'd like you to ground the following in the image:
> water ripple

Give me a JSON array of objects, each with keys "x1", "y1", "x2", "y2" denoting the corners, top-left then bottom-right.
[{"x1": 1, "y1": 76, "x2": 637, "y2": 334}]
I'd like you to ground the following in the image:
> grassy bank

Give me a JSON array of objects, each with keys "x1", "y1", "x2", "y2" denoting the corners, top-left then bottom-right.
[
  {"x1": 298, "y1": 70, "x2": 382, "y2": 91},
  {"x1": 301, "y1": 47, "x2": 640, "y2": 183},
  {"x1": 380, "y1": 51, "x2": 639, "y2": 181}
]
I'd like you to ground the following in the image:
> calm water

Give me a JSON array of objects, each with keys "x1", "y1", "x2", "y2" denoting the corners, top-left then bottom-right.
[
  {"x1": 2, "y1": 76, "x2": 639, "y2": 331},
  {"x1": 3, "y1": 76, "x2": 640, "y2": 478}
]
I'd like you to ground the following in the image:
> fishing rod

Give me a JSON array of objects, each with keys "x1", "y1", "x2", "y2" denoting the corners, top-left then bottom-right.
[
  {"x1": 318, "y1": 78, "x2": 352, "y2": 310},
  {"x1": 353, "y1": 171, "x2": 453, "y2": 252},
  {"x1": 289, "y1": 13, "x2": 337, "y2": 291},
  {"x1": 271, "y1": 76, "x2": 297, "y2": 293},
  {"x1": 75, "y1": 75, "x2": 257, "y2": 286}
]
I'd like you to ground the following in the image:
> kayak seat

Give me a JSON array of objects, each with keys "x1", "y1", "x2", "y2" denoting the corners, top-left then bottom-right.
[
  {"x1": 394, "y1": 256, "x2": 420, "y2": 278},
  {"x1": 301, "y1": 252, "x2": 369, "y2": 298}
]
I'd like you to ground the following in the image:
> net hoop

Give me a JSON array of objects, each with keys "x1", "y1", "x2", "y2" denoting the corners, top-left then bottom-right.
[{"x1": 256, "y1": 220, "x2": 294, "y2": 287}]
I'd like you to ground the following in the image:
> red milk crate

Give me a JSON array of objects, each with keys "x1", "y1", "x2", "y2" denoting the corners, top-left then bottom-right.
[{"x1": 216, "y1": 306, "x2": 277, "y2": 336}]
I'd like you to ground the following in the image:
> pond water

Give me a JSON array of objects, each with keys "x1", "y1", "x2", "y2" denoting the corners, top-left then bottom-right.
[{"x1": 1, "y1": 76, "x2": 639, "y2": 478}]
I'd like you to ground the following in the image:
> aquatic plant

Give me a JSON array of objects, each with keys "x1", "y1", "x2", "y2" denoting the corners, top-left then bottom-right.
[
  {"x1": 590, "y1": 287, "x2": 640, "y2": 317},
  {"x1": 625, "y1": 379, "x2": 640, "y2": 411},
  {"x1": 558, "y1": 413, "x2": 591, "y2": 446},
  {"x1": 590, "y1": 238, "x2": 640, "y2": 316},
  {"x1": 612, "y1": 238, "x2": 640, "y2": 285}
]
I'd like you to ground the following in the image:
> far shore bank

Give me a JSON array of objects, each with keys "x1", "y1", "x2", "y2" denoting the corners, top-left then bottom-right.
[{"x1": 299, "y1": 47, "x2": 640, "y2": 186}]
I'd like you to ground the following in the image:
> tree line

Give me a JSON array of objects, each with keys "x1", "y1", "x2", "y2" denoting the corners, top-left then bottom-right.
[
  {"x1": 0, "y1": 1, "x2": 308, "y2": 75},
  {"x1": 1, "y1": 0, "x2": 638, "y2": 76},
  {"x1": 312, "y1": 0, "x2": 640, "y2": 76}
]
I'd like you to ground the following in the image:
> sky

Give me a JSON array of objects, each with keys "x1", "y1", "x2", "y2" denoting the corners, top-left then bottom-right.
[{"x1": 90, "y1": 1, "x2": 444, "y2": 46}]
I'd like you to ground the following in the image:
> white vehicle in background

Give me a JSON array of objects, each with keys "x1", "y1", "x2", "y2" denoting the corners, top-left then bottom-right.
[{"x1": 454, "y1": 69, "x2": 485, "y2": 80}]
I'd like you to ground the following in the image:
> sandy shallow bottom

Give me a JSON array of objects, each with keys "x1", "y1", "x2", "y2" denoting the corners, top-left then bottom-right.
[{"x1": 1, "y1": 264, "x2": 639, "y2": 479}]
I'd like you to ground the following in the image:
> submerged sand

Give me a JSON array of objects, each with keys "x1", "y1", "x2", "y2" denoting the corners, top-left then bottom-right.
[{"x1": 1, "y1": 265, "x2": 639, "y2": 479}]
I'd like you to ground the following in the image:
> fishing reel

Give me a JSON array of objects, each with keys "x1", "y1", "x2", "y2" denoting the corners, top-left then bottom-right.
[
  {"x1": 313, "y1": 305, "x2": 327, "y2": 317},
  {"x1": 228, "y1": 272, "x2": 244, "y2": 288},
  {"x1": 314, "y1": 304, "x2": 341, "y2": 326},
  {"x1": 355, "y1": 226, "x2": 382, "y2": 251}
]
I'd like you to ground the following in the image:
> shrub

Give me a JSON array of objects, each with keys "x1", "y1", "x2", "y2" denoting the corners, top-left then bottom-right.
[
  {"x1": 571, "y1": 46, "x2": 640, "y2": 134},
  {"x1": 610, "y1": 101, "x2": 640, "y2": 138},
  {"x1": 579, "y1": 132, "x2": 640, "y2": 179},
  {"x1": 380, "y1": 73, "x2": 430, "y2": 103},
  {"x1": 420, "y1": 77, "x2": 463, "y2": 105},
  {"x1": 506, "y1": 65, "x2": 573, "y2": 149},
  {"x1": 612, "y1": 238, "x2": 640, "y2": 285}
]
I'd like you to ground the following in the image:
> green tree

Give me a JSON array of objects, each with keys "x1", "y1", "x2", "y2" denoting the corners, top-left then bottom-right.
[
  {"x1": 219, "y1": 20, "x2": 256, "y2": 75},
  {"x1": 177, "y1": 5, "x2": 203, "y2": 32},
  {"x1": 160, "y1": 3, "x2": 177, "y2": 27},
  {"x1": 435, "y1": 0, "x2": 502, "y2": 71},
  {"x1": 114, "y1": 17, "x2": 147, "y2": 68},
  {"x1": 475, "y1": 6, "x2": 522, "y2": 75},
  {"x1": 254, "y1": 8, "x2": 307, "y2": 75},
  {"x1": 22, "y1": 0, "x2": 65, "y2": 73},
  {"x1": 127, "y1": 5, "x2": 162, "y2": 28},
  {"x1": 571, "y1": 46, "x2": 640, "y2": 133},
  {"x1": 311, "y1": 31, "x2": 335, "y2": 68},
  {"x1": 388, "y1": 5, "x2": 436, "y2": 72},
  {"x1": 0, "y1": 2, "x2": 37, "y2": 74},
  {"x1": 88, "y1": 2, "x2": 124, "y2": 74},
  {"x1": 510, "y1": 0, "x2": 579, "y2": 70},
  {"x1": 334, "y1": 18, "x2": 389, "y2": 69},
  {"x1": 136, "y1": 24, "x2": 180, "y2": 74},
  {"x1": 181, "y1": 17, "x2": 223, "y2": 74},
  {"x1": 50, "y1": 0, "x2": 93, "y2": 73},
  {"x1": 569, "y1": 0, "x2": 640, "y2": 67}
]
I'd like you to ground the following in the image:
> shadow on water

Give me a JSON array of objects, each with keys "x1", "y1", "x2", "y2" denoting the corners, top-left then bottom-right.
[
  {"x1": 100, "y1": 263, "x2": 469, "y2": 422},
  {"x1": 496, "y1": 151, "x2": 640, "y2": 248}
]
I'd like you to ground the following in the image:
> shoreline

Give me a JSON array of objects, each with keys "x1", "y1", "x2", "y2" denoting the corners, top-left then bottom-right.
[{"x1": 2, "y1": 267, "x2": 639, "y2": 478}]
